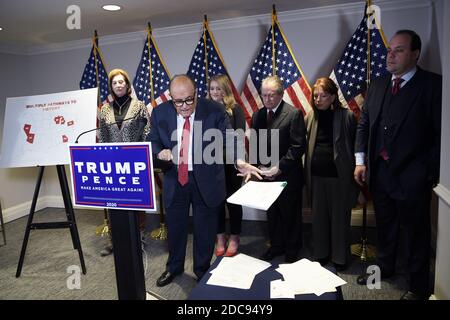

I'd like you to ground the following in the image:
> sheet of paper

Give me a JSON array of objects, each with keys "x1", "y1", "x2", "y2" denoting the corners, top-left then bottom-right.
[
  {"x1": 270, "y1": 279, "x2": 296, "y2": 299},
  {"x1": 207, "y1": 254, "x2": 271, "y2": 289},
  {"x1": 227, "y1": 181, "x2": 287, "y2": 211},
  {"x1": 275, "y1": 258, "x2": 346, "y2": 296}
]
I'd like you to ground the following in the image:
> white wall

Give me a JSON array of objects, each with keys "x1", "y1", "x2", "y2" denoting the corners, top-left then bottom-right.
[
  {"x1": 433, "y1": 0, "x2": 450, "y2": 301},
  {"x1": 0, "y1": 0, "x2": 442, "y2": 223},
  {"x1": 0, "y1": 53, "x2": 46, "y2": 220}
]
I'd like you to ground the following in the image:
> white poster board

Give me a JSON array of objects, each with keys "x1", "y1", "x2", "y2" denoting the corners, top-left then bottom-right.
[{"x1": 0, "y1": 88, "x2": 98, "y2": 168}]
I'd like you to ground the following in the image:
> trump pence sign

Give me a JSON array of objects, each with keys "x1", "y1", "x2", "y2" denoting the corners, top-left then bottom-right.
[{"x1": 68, "y1": 142, "x2": 157, "y2": 211}]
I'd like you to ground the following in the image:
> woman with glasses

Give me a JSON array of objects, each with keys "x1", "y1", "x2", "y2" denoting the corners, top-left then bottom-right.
[
  {"x1": 304, "y1": 77, "x2": 358, "y2": 271},
  {"x1": 208, "y1": 74, "x2": 246, "y2": 257},
  {"x1": 98, "y1": 68, "x2": 151, "y2": 256}
]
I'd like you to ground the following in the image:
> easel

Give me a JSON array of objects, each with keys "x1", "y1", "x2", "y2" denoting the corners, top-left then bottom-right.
[
  {"x1": 16, "y1": 165, "x2": 86, "y2": 277},
  {"x1": 0, "y1": 200, "x2": 6, "y2": 246}
]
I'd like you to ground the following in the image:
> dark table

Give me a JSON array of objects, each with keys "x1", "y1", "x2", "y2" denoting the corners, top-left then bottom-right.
[{"x1": 188, "y1": 256, "x2": 343, "y2": 300}]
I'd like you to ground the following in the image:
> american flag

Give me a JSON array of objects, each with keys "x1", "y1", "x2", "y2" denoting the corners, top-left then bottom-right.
[
  {"x1": 79, "y1": 31, "x2": 110, "y2": 109},
  {"x1": 187, "y1": 18, "x2": 252, "y2": 124},
  {"x1": 330, "y1": 2, "x2": 389, "y2": 119},
  {"x1": 240, "y1": 13, "x2": 312, "y2": 116},
  {"x1": 133, "y1": 24, "x2": 171, "y2": 114}
]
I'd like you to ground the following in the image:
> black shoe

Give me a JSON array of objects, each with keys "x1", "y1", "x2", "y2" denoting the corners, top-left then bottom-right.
[
  {"x1": 357, "y1": 270, "x2": 392, "y2": 285},
  {"x1": 100, "y1": 245, "x2": 113, "y2": 257},
  {"x1": 261, "y1": 249, "x2": 284, "y2": 261},
  {"x1": 156, "y1": 271, "x2": 180, "y2": 287},
  {"x1": 357, "y1": 273, "x2": 367, "y2": 285},
  {"x1": 400, "y1": 291, "x2": 427, "y2": 300},
  {"x1": 285, "y1": 254, "x2": 298, "y2": 263},
  {"x1": 316, "y1": 257, "x2": 329, "y2": 266},
  {"x1": 333, "y1": 263, "x2": 347, "y2": 272}
]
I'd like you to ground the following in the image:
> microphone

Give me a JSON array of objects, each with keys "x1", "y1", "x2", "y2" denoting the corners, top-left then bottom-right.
[
  {"x1": 75, "y1": 113, "x2": 139, "y2": 143},
  {"x1": 136, "y1": 115, "x2": 148, "y2": 138}
]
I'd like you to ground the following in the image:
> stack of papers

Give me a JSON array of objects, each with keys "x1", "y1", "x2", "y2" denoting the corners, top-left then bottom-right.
[
  {"x1": 227, "y1": 181, "x2": 287, "y2": 211},
  {"x1": 207, "y1": 254, "x2": 271, "y2": 289},
  {"x1": 271, "y1": 259, "x2": 347, "y2": 298}
]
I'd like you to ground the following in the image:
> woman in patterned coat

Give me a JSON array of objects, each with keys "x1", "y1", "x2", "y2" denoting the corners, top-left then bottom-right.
[{"x1": 98, "y1": 68, "x2": 151, "y2": 256}]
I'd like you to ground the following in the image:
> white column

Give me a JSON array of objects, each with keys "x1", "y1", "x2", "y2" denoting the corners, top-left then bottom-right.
[{"x1": 433, "y1": 0, "x2": 450, "y2": 300}]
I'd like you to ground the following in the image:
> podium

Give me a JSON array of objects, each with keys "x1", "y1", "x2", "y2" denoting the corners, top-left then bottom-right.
[
  {"x1": 109, "y1": 209, "x2": 146, "y2": 300},
  {"x1": 68, "y1": 142, "x2": 157, "y2": 300}
]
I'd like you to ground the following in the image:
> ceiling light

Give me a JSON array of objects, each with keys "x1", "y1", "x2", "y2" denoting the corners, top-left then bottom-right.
[
  {"x1": 0, "y1": 27, "x2": 3, "y2": 31},
  {"x1": 102, "y1": 5, "x2": 122, "y2": 12}
]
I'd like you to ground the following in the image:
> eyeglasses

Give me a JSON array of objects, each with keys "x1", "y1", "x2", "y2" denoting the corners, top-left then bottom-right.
[{"x1": 173, "y1": 96, "x2": 195, "y2": 107}]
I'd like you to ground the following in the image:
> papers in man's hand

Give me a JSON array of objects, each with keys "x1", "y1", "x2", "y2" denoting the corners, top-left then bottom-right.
[
  {"x1": 227, "y1": 181, "x2": 287, "y2": 211},
  {"x1": 272, "y1": 258, "x2": 346, "y2": 298},
  {"x1": 207, "y1": 254, "x2": 271, "y2": 289}
]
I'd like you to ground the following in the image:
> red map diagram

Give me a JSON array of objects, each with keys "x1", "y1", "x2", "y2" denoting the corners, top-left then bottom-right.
[
  {"x1": 23, "y1": 123, "x2": 35, "y2": 144},
  {"x1": 23, "y1": 116, "x2": 75, "y2": 144}
]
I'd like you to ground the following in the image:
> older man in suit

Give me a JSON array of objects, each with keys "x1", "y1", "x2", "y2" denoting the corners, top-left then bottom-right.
[
  {"x1": 148, "y1": 74, "x2": 261, "y2": 287},
  {"x1": 354, "y1": 30, "x2": 442, "y2": 300},
  {"x1": 251, "y1": 75, "x2": 306, "y2": 263}
]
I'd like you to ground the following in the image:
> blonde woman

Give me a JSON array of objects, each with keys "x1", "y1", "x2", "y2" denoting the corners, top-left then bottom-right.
[{"x1": 208, "y1": 74, "x2": 245, "y2": 257}]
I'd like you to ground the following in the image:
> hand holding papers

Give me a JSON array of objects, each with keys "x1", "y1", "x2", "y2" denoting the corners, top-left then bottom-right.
[
  {"x1": 259, "y1": 166, "x2": 281, "y2": 181},
  {"x1": 227, "y1": 181, "x2": 287, "y2": 211}
]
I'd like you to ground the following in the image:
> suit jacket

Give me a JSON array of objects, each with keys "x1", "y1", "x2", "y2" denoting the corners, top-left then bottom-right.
[
  {"x1": 355, "y1": 67, "x2": 442, "y2": 193},
  {"x1": 251, "y1": 101, "x2": 306, "y2": 190},
  {"x1": 305, "y1": 107, "x2": 358, "y2": 206},
  {"x1": 99, "y1": 98, "x2": 151, "y2": 143},
  {"x1": 148, "y1": 98, "x2": 234, "y2": 208}
]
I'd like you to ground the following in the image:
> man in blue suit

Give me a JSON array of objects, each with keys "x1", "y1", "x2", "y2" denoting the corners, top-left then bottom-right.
[{"x1": 148, "y1": 74, "x2": 261, "y2": 286}]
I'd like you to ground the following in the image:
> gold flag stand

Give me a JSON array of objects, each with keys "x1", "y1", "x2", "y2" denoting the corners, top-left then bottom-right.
[
  {"x1": 351, "y1": 192, "x2": 376, "y2": 261},
  {"x1": 150, "y1": 190, "x2": 167, "y2": 240},
  {"x1": 96, "y1": 209, "x2": 110, "y2": 237},
  {"x1": 150, "y1": 170, "x2": 167, "y2": 240}
]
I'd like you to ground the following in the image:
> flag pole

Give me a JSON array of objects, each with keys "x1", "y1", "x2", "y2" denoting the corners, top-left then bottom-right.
[
  {"x1": 92, "y1": 30, "x2": 110, "y2": 237},
  {"x1": 366, "y1": 0, "x2": 372, "y2": 87},
  {"x1": 203, "y1": 15, "x2": 210, "y2": 84},
  {"x1": 144, "y1": 24, "x2": 167, "y2": 241},
  {"x1": 271, "y1": 5, "x2": 276, "y2": 76},
  {"x1": 93, "y1": 30, "x2": 102, "y2": 107},
  {"x1": 147, "y1": 22, "x2": 155, "y2": 103},
  {"x1": 350, "y1": 0, "x2": 377, "y2": 262}
]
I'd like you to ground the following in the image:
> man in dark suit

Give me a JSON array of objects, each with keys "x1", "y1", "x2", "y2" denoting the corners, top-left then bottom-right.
[
  {"x1": 251, "y1": 75, "x2": 306, "y2": 263},
  {"x1": 354, "y1": 30, "x2": 442, "y2": 300},
  {"x1": 148, "y1": 74, "x2": 261, "y2": 287}
]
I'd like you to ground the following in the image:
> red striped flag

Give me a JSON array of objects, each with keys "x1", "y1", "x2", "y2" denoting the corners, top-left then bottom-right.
[
  {"x1": 133, "y1": 23, "x2": 171, "y2": 115},
  {"x1": 187, "y1": 16, "x2": 252, "y2": 125},
  {"x1": 330, "y1": 1, "x2": 389, "y2": 119},
  {"x1": 241, "y1": 10, "x2": 312, "y2": 117},
  {"x1": 79, "y1": 31, "x2": 112, "y2": 130}
]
